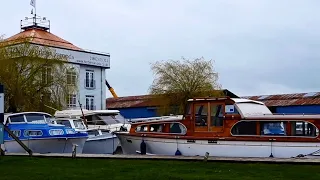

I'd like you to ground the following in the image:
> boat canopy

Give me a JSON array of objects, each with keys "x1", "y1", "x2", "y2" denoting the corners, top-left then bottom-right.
[
  {"x1": 54, "y1": 109, "x2": 120, "y2": 118},
  {"x1": 4, "y1": 112, "x2": 52, "y2": 124},
  {"x1": 231, "y1": 98, "x2": 272, "y2": 117}
]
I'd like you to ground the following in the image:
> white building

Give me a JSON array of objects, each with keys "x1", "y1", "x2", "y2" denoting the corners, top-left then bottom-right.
[{"x1": 5, "y1": 15, "x2": 109, "y2": 110}]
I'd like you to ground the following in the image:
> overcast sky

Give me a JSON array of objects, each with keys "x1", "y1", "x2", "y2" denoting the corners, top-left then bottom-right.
[{"x1": 1, "y1": 0, "x2": 320, "y2": 98}]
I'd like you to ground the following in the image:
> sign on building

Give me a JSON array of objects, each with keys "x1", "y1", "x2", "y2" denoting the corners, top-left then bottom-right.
[{"x1": 5, "y1": 44, "x2": 111, "y2": 68}]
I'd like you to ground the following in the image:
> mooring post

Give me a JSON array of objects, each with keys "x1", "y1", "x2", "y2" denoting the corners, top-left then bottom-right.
[
  {"x1": 72, "y1": 144, "x2": 78, "y2": 158},
  {"x1": 0, "y1": 84, "x2": 5, "y2": 155},
  {"x1": 204, "y1": 152, "x2": 209, "y2": 162}
]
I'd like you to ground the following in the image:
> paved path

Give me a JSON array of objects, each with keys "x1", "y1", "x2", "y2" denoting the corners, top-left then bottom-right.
[{"x1": 4, "y1": 152, "x2": 320, "y2": 164}]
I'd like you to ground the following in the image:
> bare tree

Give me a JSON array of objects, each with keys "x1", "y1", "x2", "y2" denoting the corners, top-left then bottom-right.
[
  {"x1": 0, "y1": 35, "x2": 78, "y2": 114},
  {"x1": 149, "y1": 57, "x2": 223, "y2": 115}
]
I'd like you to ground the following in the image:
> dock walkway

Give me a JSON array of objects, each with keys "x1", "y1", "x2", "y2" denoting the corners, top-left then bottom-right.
[{"x1": 4, "y1": 153, "x2": 320, "y2": 164}]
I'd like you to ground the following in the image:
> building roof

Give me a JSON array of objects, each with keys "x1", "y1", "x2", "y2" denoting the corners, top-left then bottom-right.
[
  {"x1": 5, "y1": 28, "x2": 82, "y2": 51},
  {"x1": 106, "y1": 89, "x2": 239, "y2": 109},
  {"x1": 106, "y1": 91, "x2": 320, "y2": 109},
  {"x1": 242, "y1": 92, "x2": 320, "y2": 107},
  {"x1": 106, "y1": 95, "x2": 158, "y2": 109}
]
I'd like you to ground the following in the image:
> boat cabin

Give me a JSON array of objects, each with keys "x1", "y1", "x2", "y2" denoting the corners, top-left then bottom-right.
[
  {"x1": 3, "y1": 112, "x2": 52, "y2": 125},
  {"x1": 3, "y1": 112, "x2": 80, "y2": 141},
  {"x1": 54, "y1": 109, "x2": 128, "y2": 126},
  {"x1": 52, "y1": 117, "x2": 87, "y2": 131},
  {"x1": 129, "y1": 97, "x2": 320, "y2": 141},
  {"x1": 52, "y1": 114, "x2": 112, "y2": 138}
]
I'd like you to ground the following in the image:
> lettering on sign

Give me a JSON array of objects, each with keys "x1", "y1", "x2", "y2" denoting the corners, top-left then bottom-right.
[
  {"x1": 54, "y1": 47, "x2": 110, "y2": 68},
  {"x1": 6, "y1": 44, "x2": 111, "y2": 68},
  {"x1": 14, "y1": 44, "x2": 110, "y2": 68}
]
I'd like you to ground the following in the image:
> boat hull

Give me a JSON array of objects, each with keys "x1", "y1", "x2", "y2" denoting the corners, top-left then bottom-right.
[
  {"x1": 82, "y1": 135, "x2": 119, "y2": 154},
  {"x1": 117, "y1": 134, "x2": 320, "y2": 158},
  {"x1": 4, "y1": 137, "x2": 87, "y2": 154}
]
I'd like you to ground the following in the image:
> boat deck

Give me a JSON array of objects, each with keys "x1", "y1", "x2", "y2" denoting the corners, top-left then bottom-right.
[{"x1": 4, "y1": 153, "x2": 320, "y2": 164}]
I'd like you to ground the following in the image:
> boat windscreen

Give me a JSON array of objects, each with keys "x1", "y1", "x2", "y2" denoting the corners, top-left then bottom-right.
[
  {"x1": 236, "y1": 102, "x2": 272, "y2": 117},
  {"x1": 55, "y1": 120, "x2": 72, "y2": 127},
  {"x1": 97, "y1": 114, "x2": 128, "y2": 125},
  {"x1": 25, "y1": 114, "x2": 48, "y2": 123},
  {"x1": 73, "y1": 120, "x2": 86, "y2": 129}
]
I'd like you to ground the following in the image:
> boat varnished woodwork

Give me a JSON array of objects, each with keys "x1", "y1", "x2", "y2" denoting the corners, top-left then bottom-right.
[{"x1": 124, "y1": 97, "x2": 320, "y2": 144}]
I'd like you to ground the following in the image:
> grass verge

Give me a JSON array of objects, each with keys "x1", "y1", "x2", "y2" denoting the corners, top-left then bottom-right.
[{"x1": 0, "y1": 156, "x2": 319, "y2": 180}]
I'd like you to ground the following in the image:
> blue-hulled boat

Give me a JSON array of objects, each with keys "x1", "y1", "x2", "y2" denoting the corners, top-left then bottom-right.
[{"x1": 2, "y1": 112, "x2": 88, "y2": 154}]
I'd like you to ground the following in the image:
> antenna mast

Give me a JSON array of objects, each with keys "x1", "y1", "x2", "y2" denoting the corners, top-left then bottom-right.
[
  {"x1": 21, "y1": 0, "x2": 50, "y2": 32},
  {"x1": 30, "y1": 0, "x2": 37, "y2": 24}
]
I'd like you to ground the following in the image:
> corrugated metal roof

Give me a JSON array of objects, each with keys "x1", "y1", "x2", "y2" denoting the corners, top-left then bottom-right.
[
  {"x1": 242, "y1": 92, "x2": 320, "y2": 106},
  {"x1": 5, "y1": 28, "x2": 82, "y2": 51},
  {"x1": 107, "y1": 91, "x2": 320, "y2": 109},
  {"x1": 106, "y1": 95, "x2": 157, "y2": 109},
  {"x1": 106, "y1": 90, "x2": 238, "y2": 109}
]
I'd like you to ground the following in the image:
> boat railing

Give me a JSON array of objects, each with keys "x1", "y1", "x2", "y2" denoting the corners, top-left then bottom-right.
[
  {"x1": 271, "y1": 113, "x2": 320, "y2": 115},
  {"x1": 128, "y1": 115, "x2": 183, "y2": 123}
]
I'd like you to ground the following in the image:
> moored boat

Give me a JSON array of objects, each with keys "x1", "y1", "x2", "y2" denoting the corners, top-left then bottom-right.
[
  {"x1": 115, "y1": 97, "x2": 320, "y2": 158},
  {"x1": 3, "y1": 112, "x2": 88, "y2": 154},
  {"x1": 53, "y1": 110, "x2": 120, "y2": 154}
]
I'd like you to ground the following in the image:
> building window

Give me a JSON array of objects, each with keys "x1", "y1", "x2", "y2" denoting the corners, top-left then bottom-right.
[
  {"x1": 67, "y1": 70, "x2": 77, "y2": 85},
  {"x1": 85, "y1": 95, "x2": 95, "y2": 110},
  {"x1": 42, "y1": 66, "x2": 52, "y2": 84},
  {"x1": 85, "y1": 70, "x2": 95, "y2": 89},
  {"x1": 67, "y1": 94, "x2": 77, "y2": 108}
]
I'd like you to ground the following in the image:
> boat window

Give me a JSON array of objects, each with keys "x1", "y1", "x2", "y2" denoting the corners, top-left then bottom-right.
[
  {"x1": 260, "y1": 122, "x2": 286, "y2": 136},
  {"x1": 9, "y1": 130, "x2": 21, "y2": 138},
  {"x1": 100, "y1": 129, "x2": 110, "y2": 134},
  {"x1": 56, "y1": 120, "x2": 72, "y2": 128},
  {"x1": 169, "y1": 123, "x2": 187, "y2": 134},
  {"x1": 135, "y1": 125, "x2": 148, "y2": 132},
  {"x1": 74, "y1": 120, "x2": 86, "y2": 130},
  {"x1": 88, "y1": 130, "x2": 100, "y2": 137},
  {"x1": 24, "y1": 130, "x2": 43, "y2": 137},
  {"x1": 49, "y1": 129, "x2": 64, "y2": 136},
  {"x1": 97, "y1": 115, "x2": 116, "y2": 125},
  {"x1": 44, "y1": 115, "x2": 53, "y2": 123},
  {"x1": 114, "y1": 114, "x2": 129, "y2": 123},
  {"x1": 185, "y1": 103, "x2": 192, "y2": 115},
  {"x1": 25, "y1": 114, "x2": 47, "y2": 123},
  {"x1": 96, "y1": 114, "x2": 127, "y2": 125},
  {"x1": 291, "y1": 121, "x2": 319, "y2": 137},
  {"x1": 210, "y1": 104, "x2": 223, "y2": 127},
  {"x1": 9, "y1": 115, "x2": 25, "y2": 123},
  {"x1": 194, "y1": 104, "x2": 208, "y2": 127},
  {"x1": 150, "y1": 124, "x2": 164, "y2": 132},
  {"x1": 231, "y1": 121, "x2": 257, "y2": 135},
  {"x1": 225, "y1": 105, "x2": 239, "y2": 115}
]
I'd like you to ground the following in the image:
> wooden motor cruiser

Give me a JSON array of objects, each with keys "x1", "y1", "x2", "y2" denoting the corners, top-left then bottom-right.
[{"x1": 115, "y1": 97, "x2": 320, "y2": 158}]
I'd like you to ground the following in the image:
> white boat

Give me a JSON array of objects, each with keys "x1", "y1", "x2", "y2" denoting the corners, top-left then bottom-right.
[
  {"x1": 53, "y1": 111, "x2": 119, "y2": 154},
  {"x1": 115, "y1": 97, "x2": 320, "y2": 158},
  {"x1": 54, "y1": 109, "x2": 131, "y2": 133},
  {"x1": 3, "y1": 112, "x2": 88, "y2": 154}
]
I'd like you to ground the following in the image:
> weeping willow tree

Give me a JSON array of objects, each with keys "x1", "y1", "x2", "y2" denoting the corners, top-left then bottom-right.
[
  {"x1": 149, "y1": 57, "x2": 223, "y2": 115},
  {"x1": 0, "y1": 35, "x2": 78, "y2": 114}
]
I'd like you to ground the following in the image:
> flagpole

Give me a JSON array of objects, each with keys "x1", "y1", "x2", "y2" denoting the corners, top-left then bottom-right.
[
  {"x1": 34, "y1": 0, "x2": 36, "y2": 22},
  {"x1": 30, "y1": 0, "x2": 36, "y2": 25}
]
